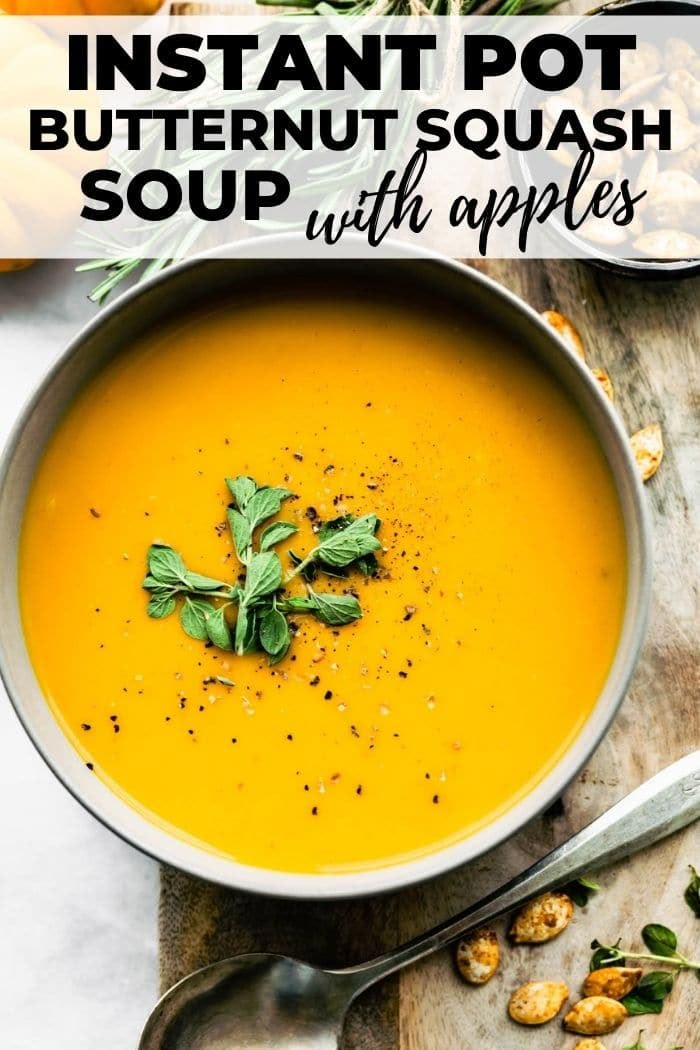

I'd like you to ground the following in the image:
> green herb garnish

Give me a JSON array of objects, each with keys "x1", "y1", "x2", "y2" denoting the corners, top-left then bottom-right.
[
  {"x1": 621, "y1": 971, "x2": 675, "y2": 1016},
  {"x1": 142, "y1": 475, "x2": 382, "y2": 662},
  {"x1": 622, "y1": 1033, "x2": 684, "y2": 1050},
  {"x1": 684, "y1": 864, "x2": 700, "y2": 918},
  {"x1": 589, "y1": 938, "x2": 625, "y2": 971},
  {"x1": 590, "y1": 924, "x2": 700, "y2": 978},
  {"x1": 622, "y1": 1034, "x2": 648, "y2": 1050},
  {"x1": 562, "y1": 874, "x2": 601, "y2": 907},
  {"x1": 287, "y1": 513, "x2": 381, "y2": 581}
]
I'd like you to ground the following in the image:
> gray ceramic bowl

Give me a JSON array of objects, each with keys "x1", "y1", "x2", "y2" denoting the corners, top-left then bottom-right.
[{"x1": 0, "y1": 242, "x2": 652, "y2": 898}]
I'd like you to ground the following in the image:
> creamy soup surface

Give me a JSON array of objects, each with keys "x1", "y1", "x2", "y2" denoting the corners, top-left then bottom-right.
[{"x1": 19, "y1": 286, "x2": 627, "y2": 873}]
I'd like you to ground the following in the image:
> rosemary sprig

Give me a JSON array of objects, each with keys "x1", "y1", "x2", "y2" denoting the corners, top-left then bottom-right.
[
  {"x1": 142, "y1": 475, "x2": 382, "y2": 661},
  {"x1": 79, "y1": 0, "x2": 561, "y2": 303}
]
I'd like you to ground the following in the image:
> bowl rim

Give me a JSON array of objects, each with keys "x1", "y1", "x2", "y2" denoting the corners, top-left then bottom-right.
[{"x1": 0, "y1": 237, "x2": 652, "y2": 899}]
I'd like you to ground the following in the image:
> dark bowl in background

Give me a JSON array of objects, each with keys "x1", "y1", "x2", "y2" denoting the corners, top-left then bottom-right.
[{"x1": 517, "y1": 0, "x2": 700, "y2": 279}]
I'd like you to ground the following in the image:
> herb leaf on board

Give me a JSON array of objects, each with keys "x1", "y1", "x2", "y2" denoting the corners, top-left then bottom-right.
[
  {"x1": 684, "y1": 865, "x2": 700, "y2": 918},
  {"x1": 590, "y1": 939, "x2": 626, "y2": 970},
  {"x1": 589, "y1": 925, "x2": 700, "y2": 978},
  {"x1": 564, "y1": 875, "x2": 601, "y2": 907},
  {"x1": 642, "y1": 925, "x2": 678, "y2": 958},
  {"x1": 622, "y1": 971, "x2": 674, "y2": 1015}
]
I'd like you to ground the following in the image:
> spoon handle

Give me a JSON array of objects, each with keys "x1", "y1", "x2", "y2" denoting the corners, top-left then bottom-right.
[{"x1": 341, "y1": 750, "x2": 700, "y2": 991}]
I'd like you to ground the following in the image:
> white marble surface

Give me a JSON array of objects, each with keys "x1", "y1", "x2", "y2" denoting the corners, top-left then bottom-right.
[{"x1": 0, "y1": 262, "x2": 159, "y2": 1050}]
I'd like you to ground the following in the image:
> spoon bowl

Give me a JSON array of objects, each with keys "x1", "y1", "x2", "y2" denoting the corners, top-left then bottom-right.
[{"x1": 139, "y1": 954, "x2": 355, "y2": 1050}]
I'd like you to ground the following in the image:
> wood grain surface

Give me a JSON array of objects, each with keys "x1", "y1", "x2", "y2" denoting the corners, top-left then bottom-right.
[{"x1": 159, "y1": 257, "x2": 699, "y2": 1048}]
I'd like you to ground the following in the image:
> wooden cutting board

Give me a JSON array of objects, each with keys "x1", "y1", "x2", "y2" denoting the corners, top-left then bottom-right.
[{"x1": 159, "y1": 256, "x2": 699, "y2": 1048}]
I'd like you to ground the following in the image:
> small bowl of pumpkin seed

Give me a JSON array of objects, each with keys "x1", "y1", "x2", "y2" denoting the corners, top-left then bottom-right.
[{"x1": 517, "y1": 0, "x2": 700, "y2": 278}]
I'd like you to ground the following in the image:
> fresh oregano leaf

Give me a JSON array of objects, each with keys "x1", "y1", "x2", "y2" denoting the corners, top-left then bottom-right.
[
  {"x1": 590, "y1": 939, "x2": 625, "y2": 970},
  {"x1": 578, "y1": 875, "x2": 602, "y2": 890},
  {"x1": 180, "y1": 597, "x2": 211, "y2": 640},
  {"x1": 317, "y1": 514, "x2": 354, "y2": 540},
  {"x1": 259, "y1": 607, "x2": 290, "y2": 657},
  {"x1": 564, "y1": 875, "x2": 601, "y2": 907},
  {"x1": 260, "y1": 520, "x2": 298, "y2": 552},
  {"x1": 234, "y1": 605, "x2": 258, "y2": 655},
  {"x1": 226, "y1": 475, "x2": 257, "y2": 510},
  {"x1": 685, "y1": 865, "x2": 700, "y2": 918},
  {"x1": 317, "y1": 515, "x2": 380, "y2": 576},
  {"x1": 244, "y1": 486, "x2": 293, "y2": 531},
  {"x1": 355, "y1": 552, "x2": 379, "y2": 577},
  {"x1": 205, "y1": 606, "x2": 233, "y2": 650},
  {"x1": 622, "y1": 971, "x2": 674, "y2": 1015},
  {"x1": 278, "y1": 596, "x2": 315, "y2": 613},
  {"x1": 242, "y1": 551, "x2": 282, "y2": 604},
  {"x1": 279, "y1": 592, "x2": 362, "y2": 625},
  {"x1": 313, "y1": 513, "x2": 381, "y2": 568},
  {"x1": 143, "y1": 475, "x2": 383, "y2": 664},
  {"x1": 227, "y1": 508, "x2": 252, "y2": 561},
  {"x1": 184, "y1": 570, "x2": 227, "y2": 592},
  {"x1": 142, "y1": 574, "x2": 167, "y2": 592},
  {"x1": 622, "y1": 996, "x2": 664, "y2": 1016},
  {"x1": 147, "y1": 593, "x2": 176, "y2": 618},
  {"x1": 566, "y1": 883, "x2": 590, "y2": 908},
  {"x1": 636, "y1": 971, "x2": 675, "y2": 1001},
  {"x1": 148, "y1": 543, "x2": 188, "y2": 586},
  {"x1": 308, "y1": 590, "x2": 362, "y2": 626},
  {"x1": 287, "y1": 549, "x2": 318, "y2": 582},
  {"x1": 642, "y1": 924, "x2": 679, "y2": 958}
]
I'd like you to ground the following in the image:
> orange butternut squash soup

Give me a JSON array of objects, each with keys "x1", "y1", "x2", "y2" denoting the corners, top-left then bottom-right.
[{"x1": 19, "y1": 286, "x2": 626, "y2": 874}]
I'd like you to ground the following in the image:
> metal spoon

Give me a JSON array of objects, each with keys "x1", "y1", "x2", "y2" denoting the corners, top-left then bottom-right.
[{"x1": 140, "y1": 750, "x2": 700, "y2": 1050}]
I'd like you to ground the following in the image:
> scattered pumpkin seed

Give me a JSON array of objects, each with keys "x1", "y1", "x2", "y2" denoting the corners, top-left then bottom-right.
[
  {"x1": 507, "y1": 980, "x2": 569, "y2": 1026},
  {"x1": 582, "y1": 966, "x2": 643, "y2": 1001},
  {"x1": 564, "y1": 996, "x2": 628, "y2": 1035},
  {"x1": 541, "y1": 311, "x2": 586, "y2": 361},
  {"x1": 591, "y1": 368, "x2": 614, "y2": 402},
  {"x1": 455, "y1": 926, "x2": 500, "y2": 985},
  {"x1": 630, "y1": 423, "x2": 664, "y2": 482},
  {"x1": 509, "y1": 891, "x2": 574, "y2": 944}
]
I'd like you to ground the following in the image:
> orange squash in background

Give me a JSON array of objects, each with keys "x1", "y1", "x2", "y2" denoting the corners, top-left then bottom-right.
[
  {"x1": 0, "y1": 258, "x2": 34, "y2": 271},
  {"x1": 0, "y1": 13, "x2": 101, "y2": 267},
  {"x1": 2, "y1": 0, "x2": 162, "y2": 13}
]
